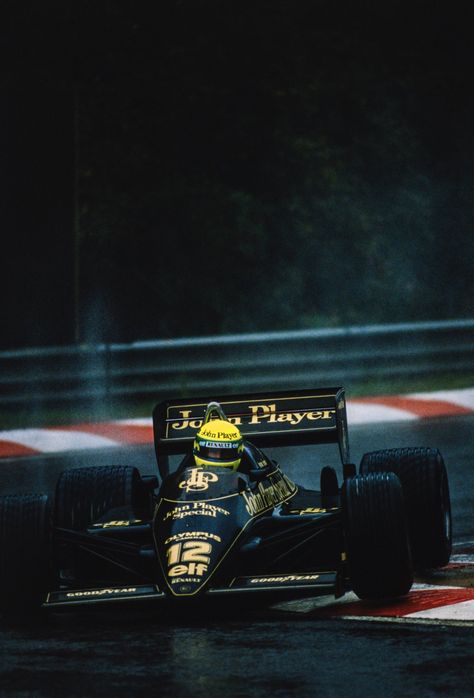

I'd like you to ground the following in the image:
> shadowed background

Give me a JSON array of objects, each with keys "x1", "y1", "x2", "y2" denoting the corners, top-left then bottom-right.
[{"x1": 2, "y1": 1, "x2": 473, "y2": 349}]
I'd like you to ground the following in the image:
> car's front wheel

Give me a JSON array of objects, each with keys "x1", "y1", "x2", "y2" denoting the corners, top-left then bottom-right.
[
  {"x1": 343, "y1": 473, "x2": 413, "y2": 600},
  {"x1": 54, "y1": 465, "x2": 152, "y2": 583},
  {"x1": 54, "y1": 465, "x2": 151, "y2": 530}
]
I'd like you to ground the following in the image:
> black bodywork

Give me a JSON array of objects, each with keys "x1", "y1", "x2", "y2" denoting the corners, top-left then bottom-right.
[
  {"x1": 46, "y1": 388, "x2": 353, "y2": 609},
  {"x1": 40, "y1": 386, "x2": 451, "y2": 611}
]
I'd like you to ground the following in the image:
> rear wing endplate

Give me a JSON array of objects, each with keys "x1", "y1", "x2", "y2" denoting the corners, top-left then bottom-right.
[{"x1": 153, "y1": 388, "x2": 350, "y2": 478}]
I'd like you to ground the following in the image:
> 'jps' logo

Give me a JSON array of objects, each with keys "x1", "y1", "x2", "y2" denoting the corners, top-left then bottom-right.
[{"x1": 179, "y1": 468, "x2": 218, "y2": 492}]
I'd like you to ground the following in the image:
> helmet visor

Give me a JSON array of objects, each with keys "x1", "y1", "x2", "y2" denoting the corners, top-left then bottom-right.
[{"x1": 194, "y1": 439, "x2": 242, "y2": 465}]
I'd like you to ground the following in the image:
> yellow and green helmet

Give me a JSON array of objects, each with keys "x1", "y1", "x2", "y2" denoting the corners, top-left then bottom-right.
[{"x1": 193, "y1": 403, "x2": 243, "y2": 470}]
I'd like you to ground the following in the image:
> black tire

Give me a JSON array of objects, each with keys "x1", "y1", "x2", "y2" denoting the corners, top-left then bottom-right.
[
  {"x1": 55, "y1": 465, "x2": 151, "y2": 530},
  {"x1": 360, "y1": 447, "x2": 452, "y2": 569},
  {"x1": 343, "y1": 473, "x2": 413, "y2": 600},
  {"x1": 0, "y1": 495, "x2": 52, "y2": 613}
]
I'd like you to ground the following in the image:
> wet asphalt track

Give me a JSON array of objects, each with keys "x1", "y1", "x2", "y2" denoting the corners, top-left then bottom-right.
[{"x1": 1, "y1": 415, "x2": 474, "y2": 698}]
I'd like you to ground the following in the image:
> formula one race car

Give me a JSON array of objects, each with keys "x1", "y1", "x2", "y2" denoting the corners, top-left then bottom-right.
[{"x1": 0, "y1": 388, "x2": 452, "y2": 615}]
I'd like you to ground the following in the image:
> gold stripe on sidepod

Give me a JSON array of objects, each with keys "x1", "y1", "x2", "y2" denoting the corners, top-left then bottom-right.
[{"x1": 153, "y1": 486, "x2": 299, "y2": 597}]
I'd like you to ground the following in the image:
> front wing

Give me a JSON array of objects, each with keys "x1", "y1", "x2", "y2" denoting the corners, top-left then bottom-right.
[{"x1": 44, "y1": 571, "x2": 340, "y2": 609}]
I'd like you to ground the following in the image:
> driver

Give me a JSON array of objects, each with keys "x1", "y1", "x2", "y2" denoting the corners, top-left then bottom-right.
[{"x1": 193, "y1": 402, "x2": 244, "y2": 471}]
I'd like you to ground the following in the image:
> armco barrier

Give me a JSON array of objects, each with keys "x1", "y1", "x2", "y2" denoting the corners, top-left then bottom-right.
[{"x1": 1, "y1": 319, "x2": 474, "y2": 407}]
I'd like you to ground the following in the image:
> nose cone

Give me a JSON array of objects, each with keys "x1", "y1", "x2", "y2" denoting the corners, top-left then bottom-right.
[
  {"x1": 156, "y1": 502, "x2": 234, "y2": 597},
  {"x1": 153, "y1": 467, "x2": 249, "y2": 598}
]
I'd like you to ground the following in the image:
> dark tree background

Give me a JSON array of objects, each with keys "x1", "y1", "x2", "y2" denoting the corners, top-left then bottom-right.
[{"x1": 2, "y1": 0, "x2": 473, "y2": 349}]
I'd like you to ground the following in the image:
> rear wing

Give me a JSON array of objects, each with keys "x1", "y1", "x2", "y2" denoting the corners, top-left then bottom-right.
[{"x1": 152, "y1": 388, "x2": 350, "y2": 478}]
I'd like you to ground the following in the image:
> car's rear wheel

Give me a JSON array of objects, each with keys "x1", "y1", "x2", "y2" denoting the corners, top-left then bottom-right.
[
  {"x1": 0, "y1": 494, "x2": 52, "y2": 614},
  {"x1": 359, "y1": 447, "x2": 452, "y2": 569},
  {"x1": 343, "y1": 473, "x2": 413, "y2": 600}
]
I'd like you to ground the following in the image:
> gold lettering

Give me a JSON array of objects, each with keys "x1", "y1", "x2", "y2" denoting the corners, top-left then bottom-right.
[
  {"x1": 171, "y1": 410, "x2": 192, "y2": 430},
  {"x1": 249, "y1": 575, "x2": 319, "y2": 584},
  {"x1": 103, "y1": 520, "x2": 129, "y2": 528},
  {"x1": 165, "y1": 532, "x2": 222, "y2": 545},
  {"x1": 179, "y1": 468, "x2": 218, "y2": 492},
  {"x1": 276, "y1": 412, "x2": 293, "y2": 423},
  {"x1": 168, "y1": 563, "x2": 208, "y2": 577},
  {"x1": 306, "y1": 409, "x2": 335, "y2": 420},
  {"x1": 242, "y1": 471, "x2": 297, "y2": 516},
  {"x1": 249, "y1": 403, "x2": 277, "y2": 424},
  {"x1": 66, "y1": 587, "x2": 137, "y2": 597}
]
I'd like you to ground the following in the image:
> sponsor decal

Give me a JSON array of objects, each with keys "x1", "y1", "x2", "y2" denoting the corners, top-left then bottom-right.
[
  {"x1": 46, "y1": 585, "x2": 163, "y2": 605},
  {"x1": 288, "y1": 507, "x2": 339, "y2": 515},
  {"x1": 198, "y1": 437, "x2": 237, "y2": 448},
  {"x1": 168, "y1": 563, "x2": 209, "y2": 578},
  {"x1": 167, "y1": 540, "x2": 213, "y2": 579},
  {"x1": 246, "y1": 404, "x2": 334, "y2": 426},
  {"x1": 92, "y1": 519, "x2": 143, "y2": 528},
  {"x1": 249, "y1": 574, "x2": 320, "y2": 584},
  {"x1": 241, "y1": 471, "x2": 297, "y2": 516},
  {"x1": 178, "y1": 467, "x2": 219, "y2": 492},
  {"x1": 165, "y1": 531, "x2": 222, "y2": 545},
  {"x1": 65, "y1": 587, "x2": 137, "y2": 598},
  {"x1": 166, "y1": 395, "x2": 337, "y2": 438},
  {"x1": 163, "y1": 502, "x2": 230, "y2": 521}
]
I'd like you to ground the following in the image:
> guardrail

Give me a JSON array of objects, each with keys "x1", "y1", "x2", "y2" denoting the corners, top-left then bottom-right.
[{"x1": 1, "y1": 319, "x2": 474, "y2": 407}]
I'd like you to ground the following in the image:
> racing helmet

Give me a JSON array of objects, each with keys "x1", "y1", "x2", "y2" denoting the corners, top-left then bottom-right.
[{"x1": 193, "y1": 403, "x2": 243, "y2": 470}]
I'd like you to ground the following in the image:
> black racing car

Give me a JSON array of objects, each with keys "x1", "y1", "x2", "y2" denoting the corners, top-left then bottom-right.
[{"x1": 0, "y1": 388, "x2": 452, "y2": 615}]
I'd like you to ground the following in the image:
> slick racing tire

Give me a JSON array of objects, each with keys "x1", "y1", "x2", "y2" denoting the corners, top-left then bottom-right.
[
  {"x1": 55, "y1": 465, "x2": 151, "y2": 530},
  {"x1": 343, "y1": 473, "x2": 413, "y2": 600},
  {"x1": 0, "y1": 494, "x2": 52, "y2": 614},
  {"x1": 359, "y1": 448, "x2": 452, "y2": 569}
]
